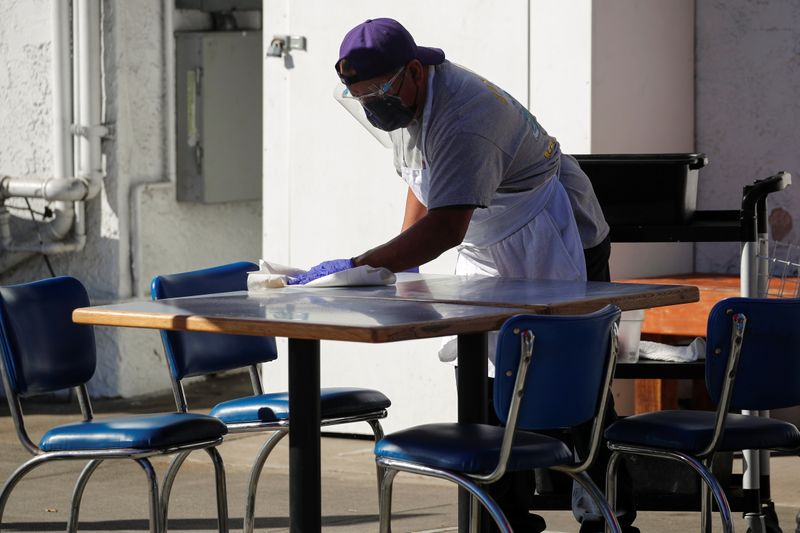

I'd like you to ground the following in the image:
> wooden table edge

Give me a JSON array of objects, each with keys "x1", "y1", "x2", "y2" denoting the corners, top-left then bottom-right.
[
  {"x1": 536, "y1": 285, "x2": 700, "y2": 315},
  {"x1": 72, "y1": 307, "x2": 526, "y2": 343}
]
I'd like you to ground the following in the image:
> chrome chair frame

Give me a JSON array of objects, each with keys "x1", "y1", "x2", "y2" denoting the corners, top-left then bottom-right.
[
  {"x1": 605, "y1": 312, "x2": 747, "y2": 533},
  {"x1": 606, "y1": 298, "x2": 797, "y2": 533},
  {"x1": 149, "y1": 262, "x2": 388, "y2": 533},
  {"x1": 159, "y1": 364, "x2": 387, "y2": 533},
  {"x1": 377, "y1": 316, "x2": 622, "y2": 533},
  {"x1": 0, "y1": 368, "x2": 228, "y2": 533}
]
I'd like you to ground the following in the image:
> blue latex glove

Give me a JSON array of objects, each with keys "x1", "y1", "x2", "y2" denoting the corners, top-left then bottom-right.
[
  {"x1": 403, "y1": 266, "x2": 420, "y2": 273},
  {"x1": 287, "y1": 258, "x2": 355, "y2": 285}
]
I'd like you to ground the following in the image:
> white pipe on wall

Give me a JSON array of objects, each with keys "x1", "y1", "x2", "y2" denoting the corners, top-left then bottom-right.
[
  {"x1": 76, "y1": 0, "x2": 103, "y2": 193},
  {"x1": 1, "y1": 176, "x2": 93, "y2": 202},
  {"x1": 53, "y1": 0, "x2": 73, "y2": 180},
  {"x1": 50, "y1": 0, "x2": 77, "y2": 242},
  {"x1": 165, "y1": 0, "x2": 176, "y2": 183}
]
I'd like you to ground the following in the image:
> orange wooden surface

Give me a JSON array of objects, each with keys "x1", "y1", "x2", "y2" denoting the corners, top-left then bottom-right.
[
  {"x1": 617, "y1": 274, "x2": 740, "y2": 412},
  {"x1": 634, "y1": 379, "x2": 679, "y2": 415},
  {"x1": 617, "y1": 274, "x2": 741, "y2": 339}
]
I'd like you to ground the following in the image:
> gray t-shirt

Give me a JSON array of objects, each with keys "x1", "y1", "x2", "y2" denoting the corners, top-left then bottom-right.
[{"x1": 395, "y1": 61, "x2": 608, "y2": 248}]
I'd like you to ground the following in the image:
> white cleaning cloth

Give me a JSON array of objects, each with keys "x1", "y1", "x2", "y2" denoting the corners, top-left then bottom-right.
[
  {"x1": 247, "y1": 260, "x2": 396, "y2": 291},
  {"x1": 638, "y1": 337, "x2": 706, "y2": 363}
]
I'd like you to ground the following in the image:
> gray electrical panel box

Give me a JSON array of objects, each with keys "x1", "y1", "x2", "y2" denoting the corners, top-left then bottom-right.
[{"x1": 175, "y1": 31, "x2": 262, "y2": 203}]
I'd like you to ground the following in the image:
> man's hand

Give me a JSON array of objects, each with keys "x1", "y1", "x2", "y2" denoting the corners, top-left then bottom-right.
[{"x1": 288, "y1": 258, "x2": 355, "y2": 285}]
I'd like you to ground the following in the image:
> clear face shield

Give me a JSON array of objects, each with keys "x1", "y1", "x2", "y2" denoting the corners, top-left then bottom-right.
[
  {"x1": 332, "y1": 82, "x2": 393, "y2": 148},
  {"x1": 333, "y1": 67, "x2": 425, "y2": 170}
]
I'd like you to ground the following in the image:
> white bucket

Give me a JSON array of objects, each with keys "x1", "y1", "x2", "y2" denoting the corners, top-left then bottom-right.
[{"x1": 617, "y1": 309, "x2": 645, "y2": 363}]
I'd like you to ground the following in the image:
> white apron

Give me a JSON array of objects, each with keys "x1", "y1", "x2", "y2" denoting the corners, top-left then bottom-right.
[{"x1": 402, "y1": 165, "x2": 586, "y2": 376}]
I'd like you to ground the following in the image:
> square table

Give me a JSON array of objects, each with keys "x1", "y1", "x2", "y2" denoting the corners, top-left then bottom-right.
[{"x1": 73, "y1": 275, "x2": 698, "y2": 532}]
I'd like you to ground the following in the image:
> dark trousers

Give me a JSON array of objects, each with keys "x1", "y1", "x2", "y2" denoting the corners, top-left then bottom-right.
[
  {"x1": 584, "y1": 234, "x2": 611, "y2": 283},
  {"x1": 486, "y1": 235, "x2": 637, "y2": 531}
]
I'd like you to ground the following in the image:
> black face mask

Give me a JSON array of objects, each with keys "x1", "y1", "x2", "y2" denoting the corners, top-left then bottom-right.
[{"x1": 363, "y1": 96, "x2": 417, "y2": 131}]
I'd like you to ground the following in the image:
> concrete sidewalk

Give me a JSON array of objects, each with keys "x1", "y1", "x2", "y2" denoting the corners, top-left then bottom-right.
[{"x1": 1, "y1": 374, "x2": 798, "y2": 532}]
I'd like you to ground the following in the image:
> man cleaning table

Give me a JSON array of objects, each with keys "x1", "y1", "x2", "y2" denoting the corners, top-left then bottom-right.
[{"x1": 291, "y1": 17, "x2": 636, "y2": 533}]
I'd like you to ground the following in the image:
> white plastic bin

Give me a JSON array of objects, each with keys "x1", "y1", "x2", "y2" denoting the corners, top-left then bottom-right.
[{"x1": 617, "y1": 309, "x2": 645, "y2": 363}]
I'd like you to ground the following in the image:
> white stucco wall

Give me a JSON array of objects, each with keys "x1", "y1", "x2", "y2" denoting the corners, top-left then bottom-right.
[
  {"x1": 695, "y1": 1, "x2": 800, "y2": 272},
  {"x1": 0, "y1": 0, "x2": 262, "y2": 398},
  {"x1": 0, "y1": 0, "x2": 53, "y2": 176}
]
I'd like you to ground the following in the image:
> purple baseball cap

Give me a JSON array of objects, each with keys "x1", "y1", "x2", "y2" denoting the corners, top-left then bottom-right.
[{"x1": 335, "y1": 18, "x2": 445, "y2": 84}]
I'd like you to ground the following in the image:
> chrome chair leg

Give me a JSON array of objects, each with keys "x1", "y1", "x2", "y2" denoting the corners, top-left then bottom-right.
[
  {"x1": 0, "y1": 454, "x2": 54, "y2": 526},
  {"x1": 67, "y1": 459, "x2": 103, "y2": 533},
  {"x1": 160, "y1": 450, "x2": 191, "y2": 531},
  {"x1": 451, "y1": 473, "x2": 510, "y2": 533},
  {"x1": 136, "y1": 458, "x2": 162, "y2": 533},
  {"x1": 378, "y1": 466, "x2": 398, "y2": 533},
  {"x1": 204, "y1": 447, "x2": 229, "y2": 533},
  {"x1": 243, "y1": 429, "x2": 288, "y2": 533},
  {"x1": 367, "y1": 421, "x2": 385, "y2": 496},
  {"x1": 605, "y1": 452, "x2": 622, "y2": 533},
  {"x1": 568, "y1": 470, "x2": 622, "y2": 533},
  {"x1": 469, "y1": 494, "x2": 480, "y2": 533},
  {"x1": 701, "y1": 457, "x2": 713, "y2": 533},
  {"x1": 377, "y1": 458, "x2": 513, "y2": 533},
  {"x1": 367, "y1": 418, "x2": 385, "y2": 441},
  {"x1": 679, "y1": 453, "x2": 734, "y2": 533},
  {"x1": 610, "y1": 446, "x2": 734, "y2": 533}
]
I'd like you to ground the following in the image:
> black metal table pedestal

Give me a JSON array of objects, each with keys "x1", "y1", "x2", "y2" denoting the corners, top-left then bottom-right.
[{"x1": 288, "y1": 338, "x2": 321, "y2": 532}]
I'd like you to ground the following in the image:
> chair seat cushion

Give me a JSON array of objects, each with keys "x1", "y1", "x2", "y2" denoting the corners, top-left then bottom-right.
[
  {"x1": 209, "y1": 387, "x2": 391, "y2": 425},
  {"x1": 39, "y1": 413, "x2": 227, "y2": 452},
  {"x1": 605, "y1": 410, "x2": 800, "y2": 453},
  {"x1": 374, "y1": 423, "x2": 573, "y2": 475}
]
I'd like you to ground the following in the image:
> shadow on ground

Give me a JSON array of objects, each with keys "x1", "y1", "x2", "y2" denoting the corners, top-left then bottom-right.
[{"x1": 1, "y1": 512, "x2": 438, "y2": 531}]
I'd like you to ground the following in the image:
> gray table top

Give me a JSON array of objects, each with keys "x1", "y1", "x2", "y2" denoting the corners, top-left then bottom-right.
[
  {"x1": 73, "y1": 274, "x2": 698, "y2": 342},
  {"x1": 292, "y1": 273, "x2": 699, "y2": 314}
]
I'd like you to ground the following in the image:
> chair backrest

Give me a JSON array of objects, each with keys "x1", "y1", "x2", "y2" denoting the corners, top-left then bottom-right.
[
  {"x1": 151, "y1": 261, "x2": 278, "y2": 380},
  {"x1": 705, "y1": 297, "x2": 800, "y2": 411},
  {"x1": 0, "y1": 277, "x2": 96, "y2": 397},
  {"x1": 493, "y1": 305, "x2": 620, "y2": 430}
]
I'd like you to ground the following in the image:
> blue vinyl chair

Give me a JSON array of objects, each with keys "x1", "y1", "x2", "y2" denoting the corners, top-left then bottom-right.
[
  {"x1": 151, "y1": 261, "x2": 391, "y2": 533},
  {"x1": 374, "y1": 305, "x2": 623, "y2": 533},
  {"x1": 0, "y1": 276, "x2": 229, "y2": 533},
  {"x1": 604, "y1": 298, "x2": 800, "y2": 533}
]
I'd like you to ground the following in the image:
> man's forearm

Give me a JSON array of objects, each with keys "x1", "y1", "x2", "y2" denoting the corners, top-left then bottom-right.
[{"x1": 353, "y1": 207, "x2": 474, "y2": 272}]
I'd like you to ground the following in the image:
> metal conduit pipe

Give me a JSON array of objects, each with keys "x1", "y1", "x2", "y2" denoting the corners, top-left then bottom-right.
[
  {"x1": 2, "y1": 236, "x2": 87, "y2": 255},
  {"x1": 0, "y1": 177, "x2": 97, "y2": 256},
  {"x1": 0, "y1": 177, "x2": 91, "y2": 255},
  {"x1": 49, "y1": 0, "x2": 77, "y2": 243},
  {"x1": 0, "y1": 206, "x2": 87, "y2": 255},
  {"x1": 46, "y1": 202, "x2": 76, "y2": 240},
  {"x1": 75, "y1": 0, "x2": 104, "y2": 195},
  {"x1": 0, "y1": 177, "x2": 93, "y2": 202}
]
